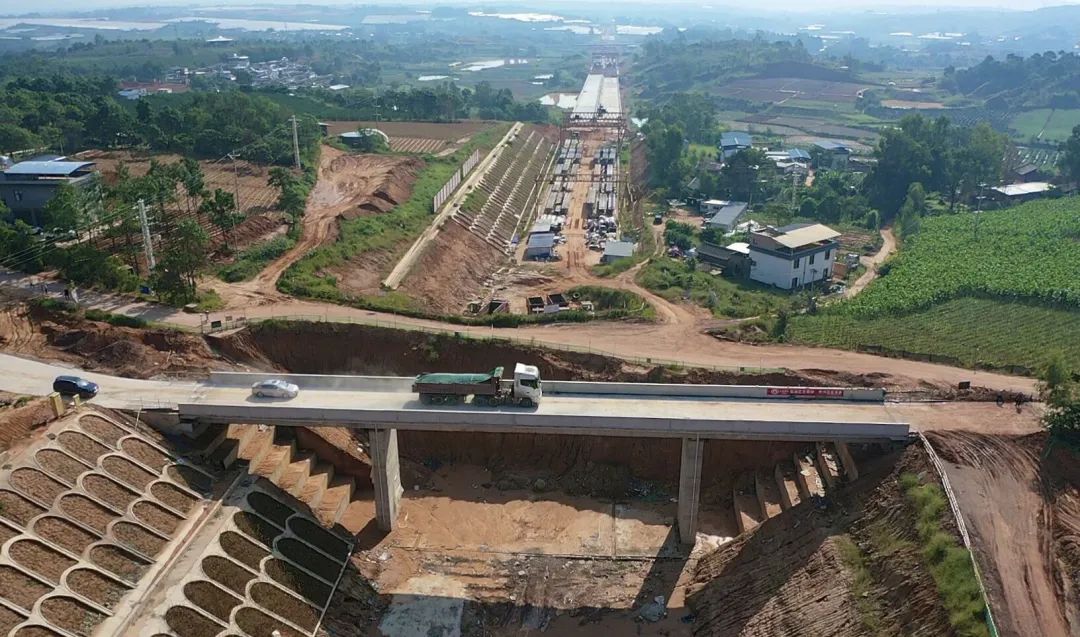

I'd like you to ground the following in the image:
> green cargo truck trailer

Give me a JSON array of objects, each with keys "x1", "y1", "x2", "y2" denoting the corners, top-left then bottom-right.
[{"x1": 412, "y1": 363, "x2": 542, "y2": 407}]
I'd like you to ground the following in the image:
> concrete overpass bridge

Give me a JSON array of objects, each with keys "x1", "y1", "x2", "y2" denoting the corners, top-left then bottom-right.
[
  {"x1": 0, "y1": 356, "x2": 907, "y2": 543},
  {"x1": 179, "y1": 372, "x2": 909, "y2": 543}
]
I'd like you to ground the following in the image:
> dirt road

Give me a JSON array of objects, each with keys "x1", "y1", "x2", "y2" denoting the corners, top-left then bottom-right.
[
  {"x1": 213, "y1": 146, "x2": 422, "y2": 305},
  {"x1": 846, "y1": 227, "x2": 896, "y2": 298},
  {"x1": 927, "y1": 431, "x2": 1073, "y2": 637}
]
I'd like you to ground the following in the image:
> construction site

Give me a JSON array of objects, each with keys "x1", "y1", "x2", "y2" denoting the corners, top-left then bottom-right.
[
  {"x1": 0, "y1": 298, "x2": 1075, "y2": 637},
  {"x1": 0, "y1": 48, "x2": 1076, "y2": 637}
]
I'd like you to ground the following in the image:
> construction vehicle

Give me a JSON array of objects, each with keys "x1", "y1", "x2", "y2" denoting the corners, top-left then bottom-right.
[{"x1": 412, "y1": 363, "x2": 542, "y2": 407}]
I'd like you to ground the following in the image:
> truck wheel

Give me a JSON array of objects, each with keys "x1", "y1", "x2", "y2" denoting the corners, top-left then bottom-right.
[
  {"x1": 474, "y1": 396, "x2": 487, "y2": 406},
  {"x1": 518, "y1": 398, "x2": 534, "y2": 408}
]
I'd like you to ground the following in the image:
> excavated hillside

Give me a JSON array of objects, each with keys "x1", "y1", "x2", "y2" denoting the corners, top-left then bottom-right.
[{"x1": 688, "y1": 444, "x2": 960, "y2": 636}]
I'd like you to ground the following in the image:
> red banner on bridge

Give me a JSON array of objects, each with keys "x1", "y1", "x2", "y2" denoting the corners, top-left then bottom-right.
[{"x1": 766, "y1": 387, "x2": 845, "y2": 398}]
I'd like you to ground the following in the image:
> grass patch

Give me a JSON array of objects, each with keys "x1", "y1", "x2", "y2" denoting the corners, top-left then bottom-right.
[
  {"x1": 217, "y1": 236, "x2": 295, "y2": 282},
  {"x1": 637, "y1": 257, "x2": 796, "y2": 318},
  {"x1": 567, "y1": 286, "x2": 656, "y2": 319},
  {"x1": 278, "y1": 123, "x2": 510, "y2": 303},
  {"x1": 1009, "y1": 108, "x2": 1080, "y2": 142},
  {"x1": 789, "y1": 296, "x2": 1080, "y2": 372},
  {"x1": 899, "y1": 473, "x2": 990, "y2": 637},
  {"x1": 31, "y1": 298, "x2": 151, "y2": 328},
  {"x1": 834, "y1": 534, "x2": 885, "y2": 634},
  {"x1": 193, "y1": 289, "x2": 224, "y2": 312}
]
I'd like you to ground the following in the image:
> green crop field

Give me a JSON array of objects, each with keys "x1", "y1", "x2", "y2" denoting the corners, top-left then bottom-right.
[
  {"x1": 789, "y1": 297, "x2": 1080, "y2": 371},
  {"x1": 791, "y1": 198, "x2": 1080, "y2": 371},
  {"x1": 1009, "y1": 108, "x2": 1080, "y2": 142},
  {"x1": 841, "y1": 199, "x2": 1080, "y2": 318}
]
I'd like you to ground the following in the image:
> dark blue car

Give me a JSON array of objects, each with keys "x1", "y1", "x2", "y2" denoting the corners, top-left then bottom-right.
[{"x1": 52, "y1": 375, "x2": 99, "y2": 400}]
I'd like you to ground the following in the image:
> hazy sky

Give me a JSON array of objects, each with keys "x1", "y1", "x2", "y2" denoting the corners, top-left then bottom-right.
[{"x1": 4, "y1": 0, "x2": 1080, "y2": 13}]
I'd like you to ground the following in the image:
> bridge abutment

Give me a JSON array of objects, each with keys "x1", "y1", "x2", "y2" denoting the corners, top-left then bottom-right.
[
  {"x1": 370, "y1": 427, "x2": 403, "y2": 532},
  {"x1": 677, "y1": 436, "x2": 704, "y2": 545}
]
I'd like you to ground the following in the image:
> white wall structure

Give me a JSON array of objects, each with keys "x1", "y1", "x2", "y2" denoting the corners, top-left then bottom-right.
[{"x1": 748, "y1": 224, "x2": 840, "y2": 290}]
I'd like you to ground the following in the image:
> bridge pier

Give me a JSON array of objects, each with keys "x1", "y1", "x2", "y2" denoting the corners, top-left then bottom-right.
[
  {"x1": 677, "y1": 436, "x2": 704, "y2": 545},
  {"x1": 369, "y1": 428, "x2": 403, "y2": 532}
]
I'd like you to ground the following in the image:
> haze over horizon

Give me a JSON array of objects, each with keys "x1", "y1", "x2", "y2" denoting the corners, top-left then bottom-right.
[{"x1": 4, "y1": 0, "x2": 1080, "y2": 14}]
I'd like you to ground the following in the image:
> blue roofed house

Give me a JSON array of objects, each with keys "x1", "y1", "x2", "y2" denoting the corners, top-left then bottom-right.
[
  {"x1": 719, "y1": 132, "x2": 753, "y2": 160},
  {"x1": 813, "y1": 140, "x2": 852, "y2": 171},
  {"x1": 0, "y1": 160, "x2": 99, "y2": 226}
]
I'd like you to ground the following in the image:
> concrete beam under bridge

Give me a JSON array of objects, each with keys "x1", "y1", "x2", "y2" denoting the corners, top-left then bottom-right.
[
  {"x1": 678, "y1": 437, "x2": 704, "y2": 545},
  {"x1": 369, "y1": 428, "x2": 402, "y2": 532}
]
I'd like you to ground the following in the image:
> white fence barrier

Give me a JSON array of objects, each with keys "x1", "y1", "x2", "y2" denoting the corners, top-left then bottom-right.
[{"x1": 432, "y1": 149, "x2": 482, "y2": 211}]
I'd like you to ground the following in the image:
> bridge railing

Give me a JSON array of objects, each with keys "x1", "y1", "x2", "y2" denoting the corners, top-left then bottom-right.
[{"x1": 201, "y1": 313, "x2": 787, "y2": 375}]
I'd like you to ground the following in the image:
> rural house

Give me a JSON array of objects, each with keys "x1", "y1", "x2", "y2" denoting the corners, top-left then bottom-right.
[
  {"x1": 748, "y1": 223, "x2": 839, "y2": 290},
  {"x1": 0, "y1": 160, "x2": 98, "y2": 226},
  {"x1": 812, "y1": 140, "x2": 852, "y2": 171},
  {"x1": 703, "y1": 201, "x2": 749, "y2": 232},
  {"x1": 719, "y1": 132, "x2": 753, "y2": 160}
]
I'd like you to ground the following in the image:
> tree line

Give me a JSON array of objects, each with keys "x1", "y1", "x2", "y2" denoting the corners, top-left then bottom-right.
[{"x1": 641, "y1": 110, "x2": 1008, "y2": 236}]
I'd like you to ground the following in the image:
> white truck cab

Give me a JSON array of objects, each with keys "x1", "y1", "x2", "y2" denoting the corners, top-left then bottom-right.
[{"x1": 507, "y1": 362, "x2": 542, "y2": 406}]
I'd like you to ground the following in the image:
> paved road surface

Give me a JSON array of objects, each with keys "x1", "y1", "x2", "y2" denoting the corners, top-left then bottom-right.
[{"x1": 0, "y1": 353, "x2": 906, "y2": 441}]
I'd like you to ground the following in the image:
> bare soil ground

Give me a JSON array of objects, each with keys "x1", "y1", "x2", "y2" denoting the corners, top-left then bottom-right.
[
  {"x1": 211, "y1": 146, "x2": 424, "y2": 308},
  {"x1": 33, "y1": 516, "x2": 99, "y2": 555},
  {"x1": 0, "y1": 303, "x2": 223, "y2": 380},
  {"x1": 67, "y1": 568, "x2": 129, "y2": 609},
  {"x1": 38, "y1": 596, "x2": 106, "y2": 636},
  {"x1": 220, "y1": 530, "x2": 270, "y2": 569},
  {"x1": 926, "y1": 431, "x2": 1080, "y2": 637},
  {"x1": 103, "y1": 456, "x2": 157, "y2": 490},
  {"x1": 689, "y1": 445, "x2": 956, "y2": 636},
  {"x1": 0, "y1": 392, "x2": 53, "y2": 455},
  {"x1": 59, "y1": 494, "x2": 114, "y2": 533},
  {"x1": 398, "y1": 221, "x2": 509, "y2": 313},
  {"x1": 165, "y1": 605, "x2": 224, "y2": 637},
  {"x1": 202, "y1": 555, "x2": 255, "y2": 596},
  {"x1": 113, "y1": 521, "x2": 167, "y2": 557},
  {"x1": 0, "y1": 489, "x2": 47, "y2": 526},
  {"x1": 35, "y1": 450, "x2": 87, "y2": 485},
  {"x1": 0, "y1": 565, "x2": 51, "y2": 610},
  {"x1": 10, "y1": 539, "x2": 76, "y2": 583}
]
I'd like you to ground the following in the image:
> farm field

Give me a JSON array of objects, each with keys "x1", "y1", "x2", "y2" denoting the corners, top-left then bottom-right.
[
  {"x1": 789, "y1": 297, "x2": 1080, "y2": 371},
  {"x1": 722, "y1": 77, "x2": 872, "y2": 105},
  {"x1": 1009, "y1": 108, "x2": 1080, "y2": 143},
  {"x1": 323, "y1": 120, "x2": 496, "y2": 155},
  {"x1": 76, "y1": 149, "x2": 288, "y2": 250},
  {"x1": 1010, "y1": 145, "x2": 1060, "y2": 171},
  {"x1": 792, "y1": 198, "x2": 1080, "y2": 370},
  {"x1": 742, "y1": 114, "x2": 879, "y2": 142},
  {"x1": 837, "y1": 199, "x2": 1080, "y2": 318}
]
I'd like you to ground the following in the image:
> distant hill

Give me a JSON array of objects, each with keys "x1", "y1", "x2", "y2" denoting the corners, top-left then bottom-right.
[
  {"x1": 944, "y1": 52, "x2": 1080, "y2": 110},
  {"x1": 632, "y1": 38, "x2": 825, "y2": 99}
]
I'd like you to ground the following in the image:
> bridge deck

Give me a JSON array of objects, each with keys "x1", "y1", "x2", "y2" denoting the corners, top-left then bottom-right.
[{"x1": 178, "y1": 375, "x2": 908, "y2": 441}]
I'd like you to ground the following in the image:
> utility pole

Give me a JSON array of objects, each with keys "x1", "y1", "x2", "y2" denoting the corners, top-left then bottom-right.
[
  {"x1": 290, "y1": 116, "x2": 302, "y2": 170},
  {"x1": 137, "y1": 199, "x2": 156, "y2": 272},
  {"x1": 228, "y1": 153, "x2": 242, "y2": 214}
]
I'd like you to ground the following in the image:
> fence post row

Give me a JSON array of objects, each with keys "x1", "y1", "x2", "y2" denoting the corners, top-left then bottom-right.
[{"x1": 918, "y1": 433, "x2": 1000, "y2": 636}]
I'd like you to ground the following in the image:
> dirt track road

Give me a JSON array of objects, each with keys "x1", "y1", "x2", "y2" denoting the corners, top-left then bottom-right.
[
  {"x1": 927, "y1": 431, "x2": 1073, "y2": 637},
  {"x1": 846, "y1": 227, "x2": 896, "y2": 298},
  {"x1": 0, "y1": 269, "x2": 1035, "y2": 394}
]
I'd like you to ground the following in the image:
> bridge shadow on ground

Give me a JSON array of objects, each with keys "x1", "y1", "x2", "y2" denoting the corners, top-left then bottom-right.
[{"x1": 325, "y1": 524, "x2": 695, "y2": 636}]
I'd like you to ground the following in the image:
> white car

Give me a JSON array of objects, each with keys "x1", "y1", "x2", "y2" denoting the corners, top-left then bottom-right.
[{"x1": 251, "y1": 379, "x2": 299, "y2": 399}]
